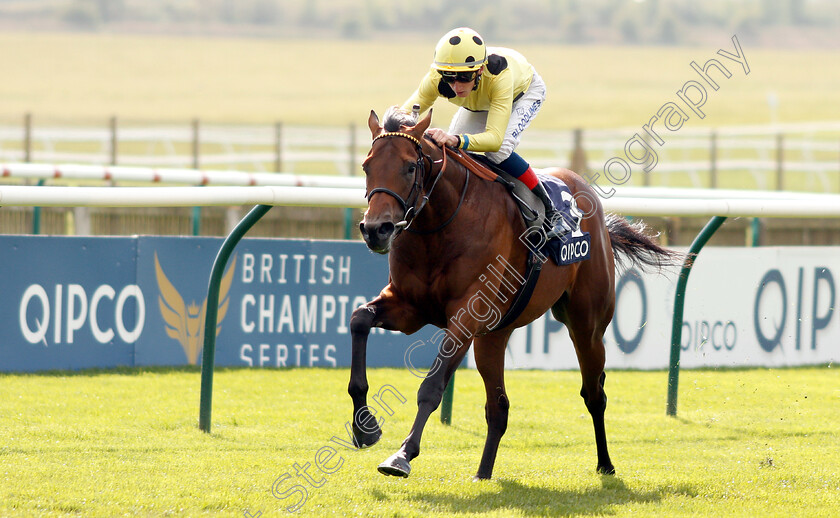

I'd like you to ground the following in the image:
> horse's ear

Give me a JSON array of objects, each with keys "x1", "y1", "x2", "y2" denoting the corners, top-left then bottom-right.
[
  {"x1": 368, "y1": 110, "x2": 382, "y2": 139},
  {"x1": 411, "y1": 109, "x2": 433, "y2": 138}
]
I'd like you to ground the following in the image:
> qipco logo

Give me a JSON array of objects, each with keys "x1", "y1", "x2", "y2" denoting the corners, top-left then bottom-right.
[
  {"x1": 680, "y1": 320, "x2": 737, "y2": 352},
  {"x1": 19, "y1": 284, "x2": 145, "y2": 345},
  {"x1": 754, "y1": 267, "x2": 836, "y2": 352}
]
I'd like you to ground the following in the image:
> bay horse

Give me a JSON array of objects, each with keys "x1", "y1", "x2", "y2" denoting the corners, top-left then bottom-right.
[{"x1": 348, "y1": 108, "x2": 675, "y2": 480}]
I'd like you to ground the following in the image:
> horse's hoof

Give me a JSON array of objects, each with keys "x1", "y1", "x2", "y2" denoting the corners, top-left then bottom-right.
[
  {"x1": 377, "y1": 453, "x2": 411, "y2": 478},
  {"x1": 352, "y1": 424, "x2": 382, "y2": 449},
  {"x1": 597, "y1": 464, "x2": 616, "y2": 475},
  {"x1": 472, "y1": 475, "x2": 491, "y2": 482}
]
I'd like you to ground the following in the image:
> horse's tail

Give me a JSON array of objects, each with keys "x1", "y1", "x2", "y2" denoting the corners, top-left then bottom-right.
[{"x1": 605, "y1": 213, "x2": 684, "y2": 271}]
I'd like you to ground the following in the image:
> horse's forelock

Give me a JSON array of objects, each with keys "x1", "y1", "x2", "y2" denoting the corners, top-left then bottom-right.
[{"x1": 382, "y1": 106, "x2": 417, "y2": 132}]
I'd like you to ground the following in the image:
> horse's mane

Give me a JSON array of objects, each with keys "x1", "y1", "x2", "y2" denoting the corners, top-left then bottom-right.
[{"x1": 382, "y1": 106, "x2": 417, "y2": 132}]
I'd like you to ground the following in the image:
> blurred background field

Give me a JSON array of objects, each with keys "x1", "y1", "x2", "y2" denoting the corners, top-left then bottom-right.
[
  {"x1": 0, "y1": 0, "x2": 839, "y2": 127},
  {"x1": 0, "y1": 32, "x2": 838, "y2": 128}
]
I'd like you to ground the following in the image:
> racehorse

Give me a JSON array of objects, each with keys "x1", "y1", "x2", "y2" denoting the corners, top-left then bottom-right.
[{"x1": 348, "y1": 107, "x2": 677, "y2": 480}]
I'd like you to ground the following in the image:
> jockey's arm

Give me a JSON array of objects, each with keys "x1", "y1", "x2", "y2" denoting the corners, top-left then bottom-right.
[{"x1": 456, "y1": 71, "x2": 514, "y2": 152}]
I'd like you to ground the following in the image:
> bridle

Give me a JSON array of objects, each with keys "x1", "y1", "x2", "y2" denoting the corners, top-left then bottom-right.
[{"x1": 365, "y1": 131, "x2": 469, "y2": 235}]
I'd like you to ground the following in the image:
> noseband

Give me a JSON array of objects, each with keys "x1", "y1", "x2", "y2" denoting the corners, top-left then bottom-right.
[{"x1": 366, "y1": 131, "x2": 456, "y2": 234}]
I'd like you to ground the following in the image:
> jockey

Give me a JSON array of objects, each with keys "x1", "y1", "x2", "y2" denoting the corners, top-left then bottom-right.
[{"x1": 402, "y1": 27, "x2": 570, "y2": 239}]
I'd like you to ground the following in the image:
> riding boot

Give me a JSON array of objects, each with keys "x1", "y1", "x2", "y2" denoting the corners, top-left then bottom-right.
[{"x1": 530, "y1": 181, "x2": 572, "y2": 240}]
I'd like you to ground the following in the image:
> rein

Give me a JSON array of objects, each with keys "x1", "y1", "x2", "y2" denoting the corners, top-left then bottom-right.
[{"x1": 366, "y1": 131, "x2": 469, "y2": 235}]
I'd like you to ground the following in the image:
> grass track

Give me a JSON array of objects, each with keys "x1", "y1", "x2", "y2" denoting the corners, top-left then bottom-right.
[{"x1": 1, "y1": 366, "x2": 838, "y2": 517}]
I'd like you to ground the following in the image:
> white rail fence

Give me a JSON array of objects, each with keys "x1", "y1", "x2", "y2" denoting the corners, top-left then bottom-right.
[
  {"x1": 1, "y1": 118, "x2": 838, "y2": 191},
  {"x1": 2, "y1": 162, "x2": 839, "y2": 203},
  {"x1": 0, "y1": 162, "x2": 362, "y2": 188},
  {"x1": 3, "y1": 176, "x2": 840, "y2": 242},
  {"x1": 2, "y1": 183, "x2": 840, "y2": 217}
]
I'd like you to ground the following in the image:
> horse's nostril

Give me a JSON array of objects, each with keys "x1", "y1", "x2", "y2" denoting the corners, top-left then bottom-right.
[
  {"x1": 377, "y1": 222, "x2": 395, "y2": 238},
  {"x1": 359, "y1": 221, "x2": 368, "y2": 237}
]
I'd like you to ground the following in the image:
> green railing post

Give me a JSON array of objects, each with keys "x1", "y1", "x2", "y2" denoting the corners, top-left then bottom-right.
[
  {"x1": 749, "y1": 218, "x2": 762, "y2": 247},
  {"x1": 344, "y1": 208, "x2": 355, "y2": 240},
  {"x1": 666, "y1": 216, "x2": 727, "y2": 417},
  {"x1": 32, "y1": 207, "x2": 41, "y2": 234},
  {"x1": 199, "y1": 204, "x2": 273, "y2": 432},
  {"x1": 32, "y1": 179, "x2": 46, "y2": 234},
  {"x1": 440, "y1": 371, "x2": 455, "y2": 425},
  {"x1": 191, "y1": 206, "x2": 201, "y2": 236}
]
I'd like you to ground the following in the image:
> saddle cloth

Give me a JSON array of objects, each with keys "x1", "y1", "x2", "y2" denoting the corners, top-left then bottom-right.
[{"x1": 535, "y1": 172, "x2": 590, "y2": 266}]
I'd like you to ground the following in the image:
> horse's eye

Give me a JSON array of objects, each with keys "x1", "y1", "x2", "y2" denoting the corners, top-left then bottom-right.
[{"x1": 407, "y1": 164, "x2": 416, "y2": 175}]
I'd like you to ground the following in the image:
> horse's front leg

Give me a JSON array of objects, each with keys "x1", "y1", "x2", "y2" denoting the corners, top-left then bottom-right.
[
  {"x1": 348, "y1": 291, "x2": 422, "y2": 449},
  {"x1": 378, "y1": 325, "x2": 472, "y2": 478},
  {"x1": 347, "y1": 302, "x2": 381, "y2": 448}
]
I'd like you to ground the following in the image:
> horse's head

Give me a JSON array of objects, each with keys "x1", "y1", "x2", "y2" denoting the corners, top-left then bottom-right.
[{"x1": 360, "y1": 108, "x2": 433, "y2": 254}]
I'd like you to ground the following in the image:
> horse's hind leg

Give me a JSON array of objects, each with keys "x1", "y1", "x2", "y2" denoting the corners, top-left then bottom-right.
[
  {"x1": 581, "y1": 368, "x2": 614, "y2": 475},
  {"x1": 473, "y1": 331, "x2": 513, "y2": 480},
  {"x1": 553, "y1": 297, "x2": 616, "y2": 475}
]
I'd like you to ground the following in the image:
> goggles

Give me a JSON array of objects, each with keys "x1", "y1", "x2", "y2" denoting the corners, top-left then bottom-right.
[{"x1": 439, "y1": 70, "x2": 479, "y2": 84}]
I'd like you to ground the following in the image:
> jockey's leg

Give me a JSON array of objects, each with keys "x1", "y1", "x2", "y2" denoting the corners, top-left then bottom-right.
[
  {"x1": 482, "y1": 71, "x2": 567, "y2": 238},
  {"x1": 497, "y1": 152, "x2": 571, "y2": 240}
]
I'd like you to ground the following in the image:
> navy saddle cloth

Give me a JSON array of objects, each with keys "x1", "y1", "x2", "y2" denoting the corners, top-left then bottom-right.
[{"x1": 535, "y1": 172, "x2": 590, "y2": 267}]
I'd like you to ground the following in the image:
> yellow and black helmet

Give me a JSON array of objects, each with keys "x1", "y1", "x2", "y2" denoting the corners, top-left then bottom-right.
[{"x1": 432, "y1": 27, "x2": 487, "y2": 72}]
